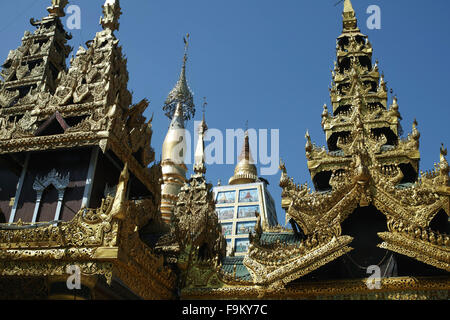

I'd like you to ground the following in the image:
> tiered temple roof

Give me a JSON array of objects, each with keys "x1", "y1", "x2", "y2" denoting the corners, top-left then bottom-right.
[
  {"x1": 0, "y1": 0, "x2": 174, "y2": 299},
  {"x1": 0, "y1": 0, "x2": 447, "y2": 300},
  {"x1": 178, "y1": 0, "x2": 450, "y2": 300}
]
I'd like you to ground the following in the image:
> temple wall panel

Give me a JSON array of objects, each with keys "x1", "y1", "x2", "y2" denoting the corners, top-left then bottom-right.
[{"x1": 13, "y1": 148, "x2": 92, "y2": 223}]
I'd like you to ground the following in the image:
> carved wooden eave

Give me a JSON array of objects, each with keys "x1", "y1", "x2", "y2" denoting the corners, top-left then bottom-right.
[
  {"x1": 181, "y1": 276, "x2": 450, "y2": 300},
  {"x1": 0, "y1": 166, "x2": 176, "y2": 299},
  {"x1": 242, "y1": 236, "x2": 353, "y2": 288},
  {"x1": 279, "y1": 150, "x2": 450, "y2": 273},
  {"x1": 181, "y1": 155, "x2": 450, "y2": 297},
  {"x1": 378, "y1": 232, "x2": 450, "y2": 272},
  {"x1": 178, "y1": 233, "x2": 353, "y2": 292}
]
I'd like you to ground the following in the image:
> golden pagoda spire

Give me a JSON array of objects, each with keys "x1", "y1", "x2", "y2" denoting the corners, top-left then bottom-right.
[
  {"x1": 229, "y1": 131, "x2": 258, "y2": 185},
  {"x1": 342, "y1": 0, "x2": 359, "y2": 32}
]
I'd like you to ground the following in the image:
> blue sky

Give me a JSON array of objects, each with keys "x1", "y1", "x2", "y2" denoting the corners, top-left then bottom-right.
[{"x1": 0, "y1": 0, "x2": 448, "y2": 226}]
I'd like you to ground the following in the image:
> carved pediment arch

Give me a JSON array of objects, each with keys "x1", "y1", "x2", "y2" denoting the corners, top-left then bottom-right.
[{"x1": 33, "y1": 168, "x2": 70, "y2": 192}]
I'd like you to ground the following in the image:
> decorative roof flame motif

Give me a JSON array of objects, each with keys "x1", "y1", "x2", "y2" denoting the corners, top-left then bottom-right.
[
  {"x1": 305, "y1": 130, "x2": 313, "y2": 154},
  {"x1": 101, "y1": 0, "x2": 122, "y2": 32},
  {"x1": 163, "y1": 34, "x2": 195, "y2": 121},
  {"x1": 33, "y1": 168, "x2": 70, "y2": 192},
  {"x1": 439, "y1": 145, "x2": 449, "y2": 187}
]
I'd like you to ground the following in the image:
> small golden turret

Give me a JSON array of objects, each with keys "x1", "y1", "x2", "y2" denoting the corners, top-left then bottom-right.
[
  {"x1": 228, "y1": 131, "x2": 258, "y2": 185},
  {"x1": 193, "y1": 102, "x2": 208, "y2": 175},
  {"x1": 342, "y1": 0, "x2": 359, "y2": 33}
]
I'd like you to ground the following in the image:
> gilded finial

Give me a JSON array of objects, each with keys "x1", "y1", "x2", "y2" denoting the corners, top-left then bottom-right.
[
  {"x1": 411, "y1": 118, "x2": 420, "y2": 142},
  {"x1": 322, "y1": 104, "x2": 328, "y2": 116},
  {"x1": 374, "y1": 59, "x2": 379, "y2": 72},
  {"x1": 101, "y1": 0, "x2": 122, "y2": 32},
  {"x1": 378, "y1": 73, "x2": 388, "y2": 94},
  {"x1": 184, "y1": 33, "x2": 190, "y2": 55},
  {"x1": 202, "y1": 97, "x2": 207, "y2": 119},
  {"x1": 391, "y1": 96, "x2": 398, "y2": 109},
  {"x1": 163, "y1": 35, "x2": 195, "y2": 121},
  {"x1": 47, "y1": 0, "x2": 69, "y2": 17},
  {"x1": 342, "y1": 0, "x2": 359, "y2": 32},
  {"x1": 305, "y1": 130, "x2": 313, "y2": 154},
  {"x1": 198, "y1": 97, "x2": 208, "y2": 134},
  {"x1": 321, "y1": 105, "x2": 329, "y2": 129},
  {"x1": 279, "y1": 158, "x2": 287, "y2": 174},
  {"x1": 439, "y1": 143, "x2": 449, "y2": 180},
  {"x1": 442, "y1": 143, "x2": 447, "y2": 153},
  {"x1": 440, "y1": 143, "x2": 448, "y2": 159},
  {"x1": 343, "y1": 0, "x2": 355, "y2": 13},
  {"x1": 194, "y1": 99, "x2": 208, "y2": 175}
]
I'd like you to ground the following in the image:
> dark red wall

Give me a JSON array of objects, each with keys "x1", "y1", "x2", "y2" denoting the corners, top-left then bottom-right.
[
  {"x1": 89, "y1": 151, "x2": 121, "y2": 209},
  {"x1": 13, "y1": 148, "x2": 92, "y2": 223},
  {"x1": 0, "y1": 168, "x2": 20, "y2": 223}
]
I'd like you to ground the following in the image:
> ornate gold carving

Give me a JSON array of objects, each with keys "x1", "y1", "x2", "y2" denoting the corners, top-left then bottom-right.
[
  {"x1": 0, "y1": 7, "x2": 155, "y2": 194},
  {"x1": 277, "y1": 0, "x2": 450, "y2": 286},
  {"x1": 243, "y1": 236, "x2": 353, "y2": 287},
  {"x1": 0, "y1": 166, "x2": 176, "y2": 299},
  {"x1": 181, "y1": 276, "x2": 450, "y2": 300}
]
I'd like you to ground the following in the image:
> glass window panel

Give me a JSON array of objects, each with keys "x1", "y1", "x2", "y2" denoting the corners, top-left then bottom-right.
[
  {"x1": 235, "y1": 239, "x2": 250, "y2": 253},
  {"x1": 216, "y1": 190, "x2": 236, "y2": 204},
  {"x1": 237, "y1": 205, "x2": 260, "y2": 219},
  {"x1": 221, "y1": 223, "x2": 233, "y2": 236},
  {"x1": 216, "y1": 207, "x2": 234, "y2": 220},
  {"x1": 236, "y1": 221, "x2": 256, "y2": 235},
  {"x1": 239, "y1": 189, "x2": 259, "y2": 203}
]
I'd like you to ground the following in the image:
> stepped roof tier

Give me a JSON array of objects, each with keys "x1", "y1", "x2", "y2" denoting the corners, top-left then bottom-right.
[
  {"x1": 0, "y1": 0, "x2": 155, "y2": 192},
  {"x1": 275, "y1": 0, "x2": 450, "y2": 286}
]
